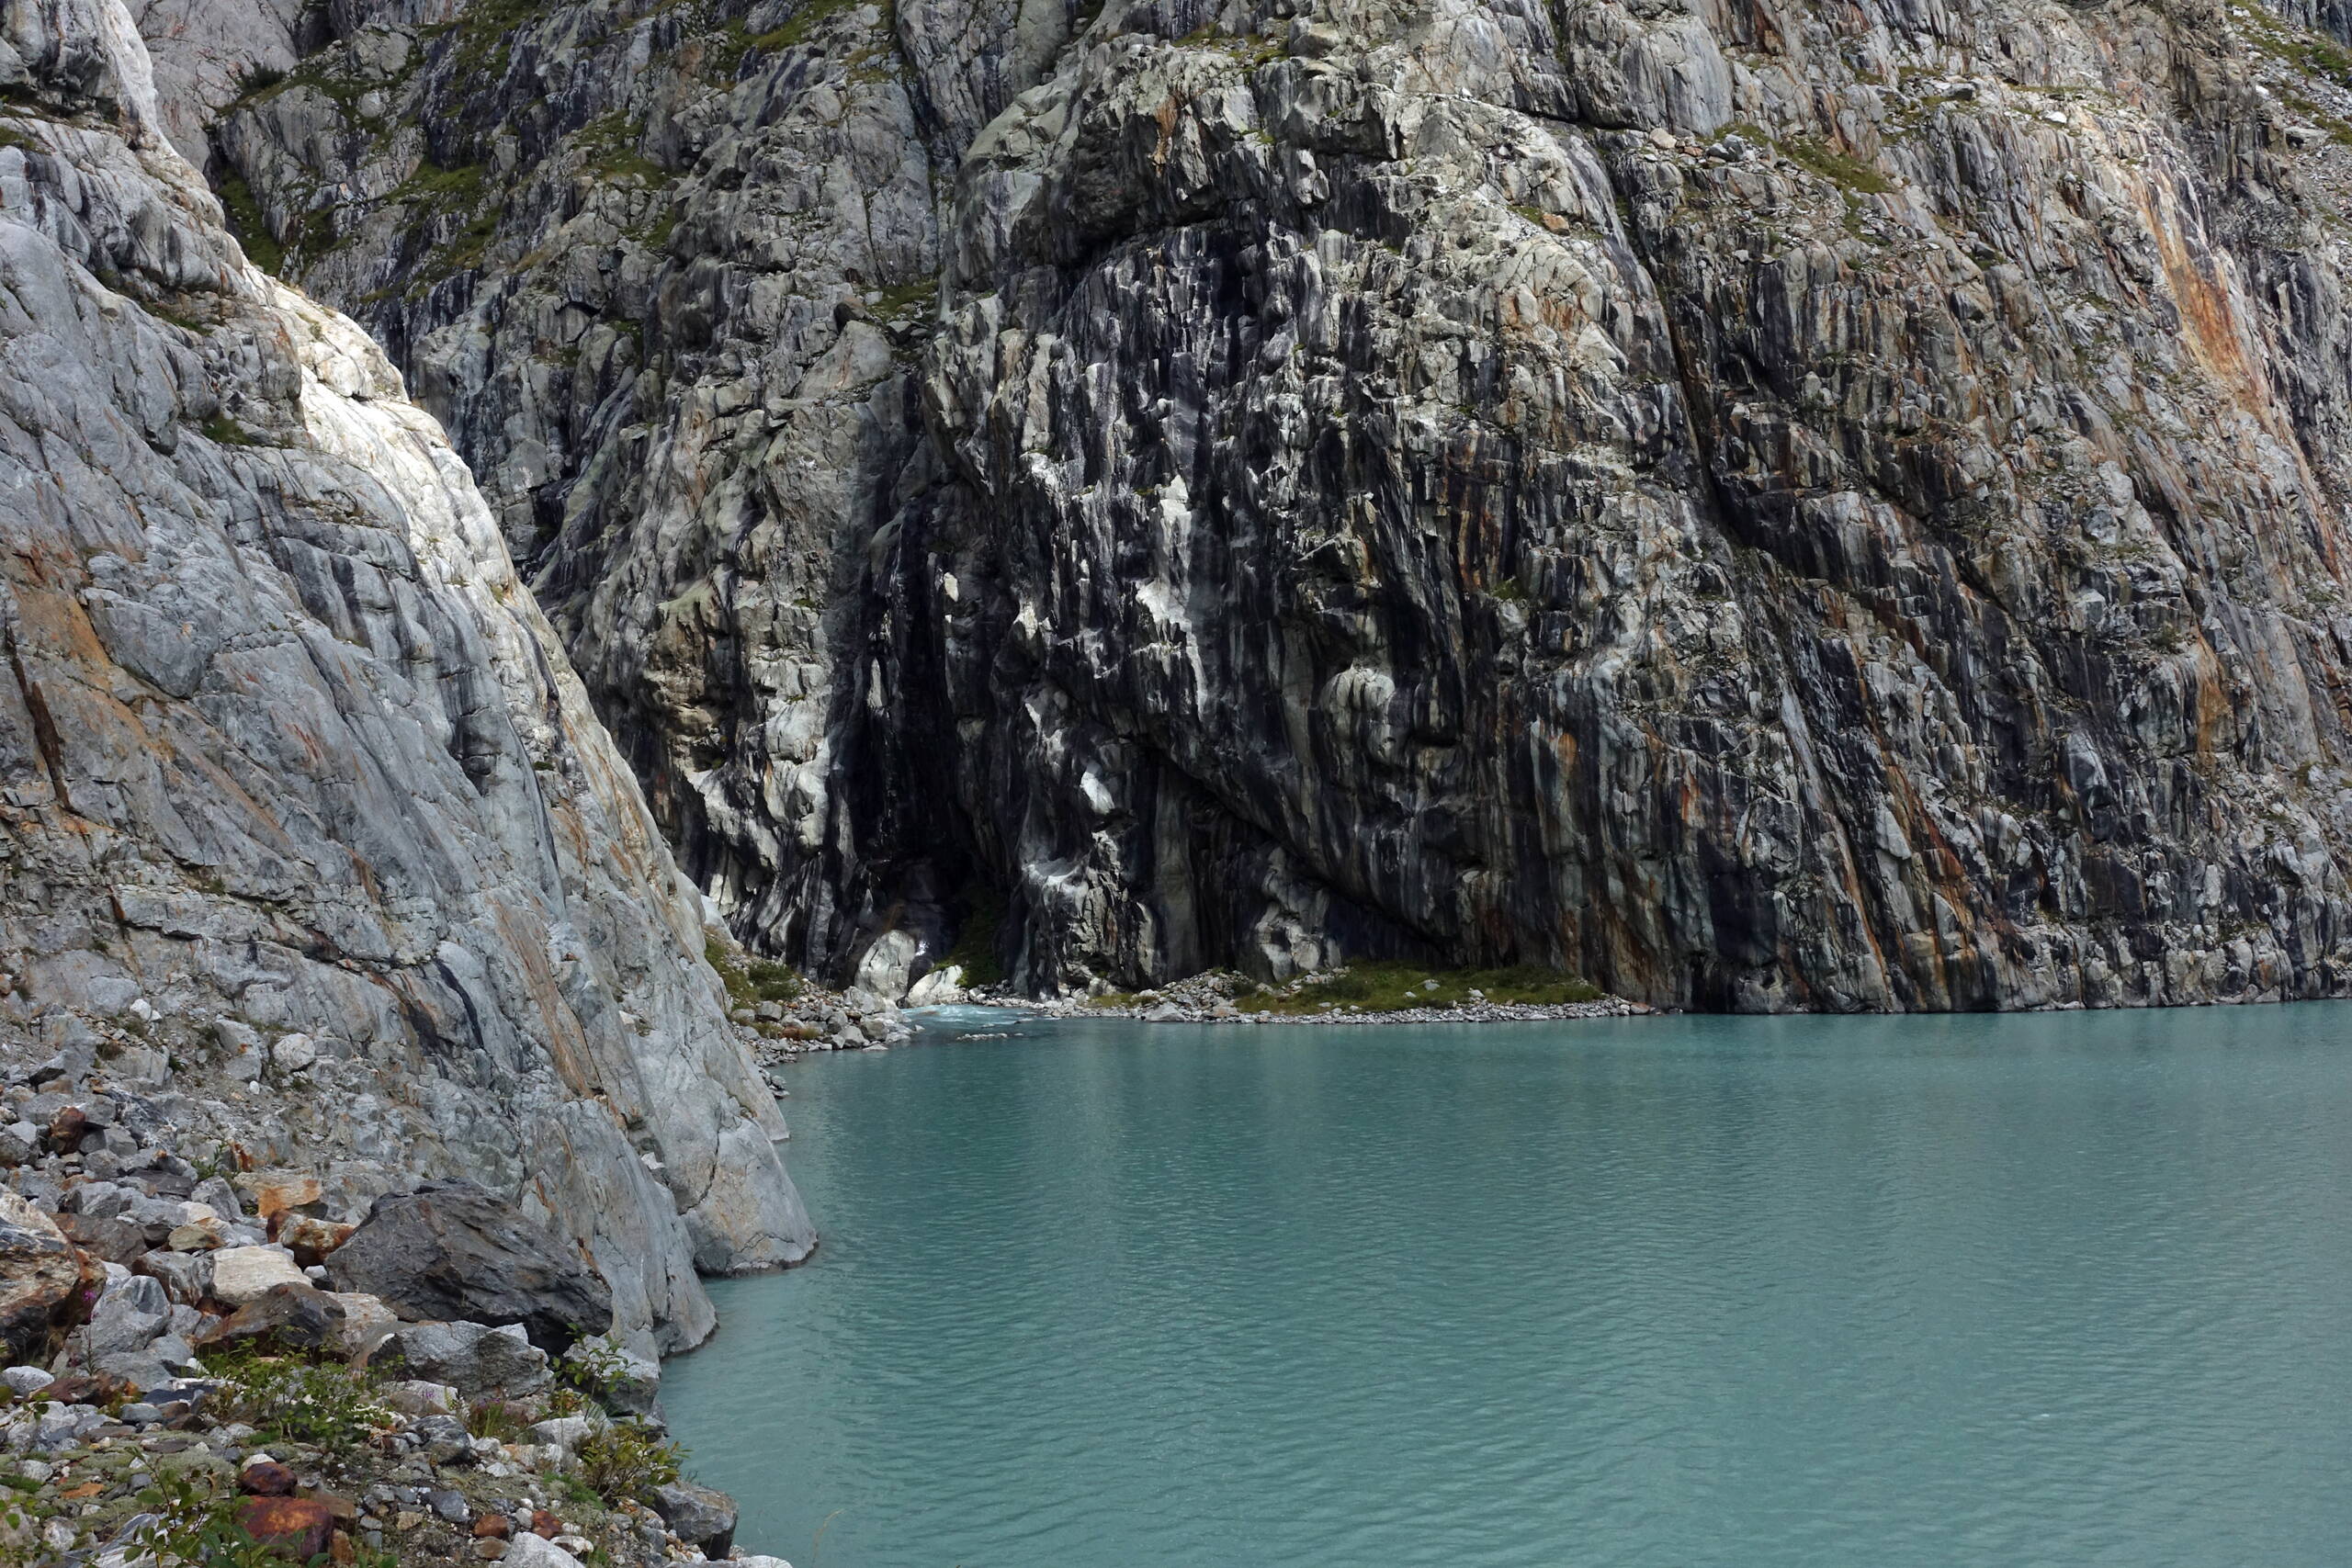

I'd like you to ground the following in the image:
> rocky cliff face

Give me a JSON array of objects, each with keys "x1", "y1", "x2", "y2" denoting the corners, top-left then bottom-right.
[
  {"x1": 0, "y1": 0, "x2": 810, "y2": 1351},
  {"x1": 206, "y1": 0, "x2": 2352, "y2": 1010}
]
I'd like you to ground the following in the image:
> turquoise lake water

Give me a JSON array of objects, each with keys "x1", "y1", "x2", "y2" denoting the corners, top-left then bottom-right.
[{"x1": 662, "y1": 1005, "x2": 2352, "y2": 1567}]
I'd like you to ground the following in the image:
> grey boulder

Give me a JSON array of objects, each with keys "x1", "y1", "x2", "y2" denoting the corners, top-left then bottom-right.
[
  {"x1": 370, "y1": 1321, "x2": 550, "y2": 1398},
  {"x1": 326, "y1": 1182, "x2": 612, "y2": 1353},
  {"x1": 650, "y1": 1479, "x2": 737, "y2": 1557}
]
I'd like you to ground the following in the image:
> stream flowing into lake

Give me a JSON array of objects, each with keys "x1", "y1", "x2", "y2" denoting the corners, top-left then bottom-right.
[{"x1": 662, "y1": 1005, "x2": 2352, "y2": 1567}]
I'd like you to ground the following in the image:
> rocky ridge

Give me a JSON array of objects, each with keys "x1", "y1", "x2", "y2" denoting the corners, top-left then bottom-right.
[
  {"x1": 196, "y1": 0, "x2": 2352, "y2": 1013},
  {"x1": 0, "y1": 0, "x2": 814, "y2": 1353}
]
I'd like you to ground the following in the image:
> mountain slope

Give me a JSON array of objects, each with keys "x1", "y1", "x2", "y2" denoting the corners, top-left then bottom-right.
[
  {"x1": 209, "y1": 0, "x2": 2352, "y2": 1010},
  {"x1": 0, "y1": 0, "x2": 810, "y2": 1350}
]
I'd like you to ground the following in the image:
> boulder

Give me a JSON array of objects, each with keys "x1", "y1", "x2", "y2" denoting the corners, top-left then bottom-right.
[
  {"x1": 209, "y1": 1247, "x2": 308, "y2": 1307},
  {"x1": 233, "y1": 1172, "x2": 323, "y2": 1226},
  {"x1": 193, "y1": 1283, "x2": 345, "y2": 1356},
  {"x1": 325, "y1": 1182, "x2": 611, "y2": 1352},
  {"x1": 370, "y1": 1321, "x2": 550, "y2": 1397},
  {"x1": 57, "y1": 1213, "x2": 146, "y2": 1267},
  {"x1": 650, "y1": 1480, "x2": 737, "y2": 1557},
  {"x1": 134, "y1": 1250, "x2": 211, "y2": 1305},
  {"x1": 233, "y1": 1495, "x2": 333, "y2": 1560},
  {"x1": 325, "y1": 1292, "x2": 400, "y2": 1359},
  {"x1": 277, "y1": 1214, "x2": 355, "y2": 1267},
  {"x1": 525, "y1": 1415, "x2": 597, "y2": 1454},
  {"x1": 83, "y1": 1274, "x2": 169, "y2": 1358},
  {"x1": 503, "y1": 1536, "x2": 585, "y2": 1568},
  {"x1": 0, "y1": 1190, "x2": 93, "y2": 1361}
]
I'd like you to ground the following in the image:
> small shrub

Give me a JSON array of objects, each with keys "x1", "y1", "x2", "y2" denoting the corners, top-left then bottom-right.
[
  {"x1": 573, "y1": 1421, "x2": 683, "y2": 1506},
  {"x1": 209, "y1": 1351, "x2": 390, "y2": 1459},
  {"x1": 559, "y1": 1334, "x2": 632, "y2": 1406},
  {"x1": 466, "y1": 1397, "x2": 528, "y2": 1442}
]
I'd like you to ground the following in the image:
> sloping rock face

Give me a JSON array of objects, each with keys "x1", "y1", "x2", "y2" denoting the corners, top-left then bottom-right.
[
  {"x1": 0, "y1": 0, "x2": 809, "y2": 1351},
  {"x1": 210, "y1": 0, "x2": 2352, "y2": 1010}
]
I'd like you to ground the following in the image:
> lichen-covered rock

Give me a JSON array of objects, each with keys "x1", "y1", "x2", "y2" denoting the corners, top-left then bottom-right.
[{"x1": 0, "y1": 0, "x2": 809, "y2": 1358}]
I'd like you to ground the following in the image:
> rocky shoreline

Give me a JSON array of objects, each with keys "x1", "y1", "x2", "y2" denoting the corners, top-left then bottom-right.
[{"x1": 0, "y1": 1024, "x2": 807, "y2": 1567}]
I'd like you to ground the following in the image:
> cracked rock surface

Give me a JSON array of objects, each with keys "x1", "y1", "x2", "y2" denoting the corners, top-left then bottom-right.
[
  {"x1": 0, "y1": 0, "x2": 810, "y2": 1355},
  {"x1": 189, "y1": 0, "x2": 2352, "y2": 1010}
]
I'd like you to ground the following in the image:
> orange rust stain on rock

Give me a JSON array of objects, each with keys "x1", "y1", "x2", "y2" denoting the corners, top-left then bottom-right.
[
  {"x1": 2142, "y1": 188, "x2": 2281, "y2": 440},
  {"x1": 1153, "y1": 95, "x2": 1182, "y2": 168},
  {"x1": 490, "y1": 898, "x2": 594, "y2": 1095}
]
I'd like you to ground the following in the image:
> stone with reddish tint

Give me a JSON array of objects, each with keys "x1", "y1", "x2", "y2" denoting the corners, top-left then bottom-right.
[
  {"x1": 0, "y1": 1190, "x2": 92, "y2": 1363},
  {"x1": 44, "y1": 1107, "x2": 86, "y2": 1155},
  {"x1": 473, "y1": 1515, "x2": 514, "y2": 1540},
  {"x1": 197, "y1": 1282, "x2": 345, "y2": 1355},
  {"x1": 236, "y1": 1171, "x2": 325, "y2": 1226},
  {"x1": 239, "y1": 1459, "x2": 296, "y2": 1496},
  {"x1": 530, "y1": 1508, "x2": 560, "y2": 1538},
  {"x1": 278, "y1": 1214, "x2": 356, "y2": 1267},
  {"x1": 235, "y1": 1495, "x2": 334, "y2": 1559}
]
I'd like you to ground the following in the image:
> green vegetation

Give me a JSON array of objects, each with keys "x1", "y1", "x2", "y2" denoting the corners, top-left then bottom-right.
[
  {"x1": 2239, "y1": 3, "x2": 2352, "y2": 82},
  {"x1": 1778, "y1": 136, "x2": 1893, "y2": 197},
  {"x1": 868, "y1": 276, "x2": 939, "y2": 322},
  {"x1": 1236, "y1": 963, "x2": 1603, "y2": 1015},
  {"x1": 573, "y1": 110, "x2": 668, "y2": 182},
  {"x1": 573, "y1": 1421, "x2": 684, "y2": 1506},
  {"x1": 199, "y1": 414, "x2": 259, "y2": 446},
  {"x1": 707, "y1": 0, "x2": 886, "y2": 75},
  {"x1": 208, "y1": 1350, "x2": 390, "y2": 1460},
  {"x1": 213, "y1": 172, "x2": 282, "y2": 276},
  {"x1": 465, "y1": 1396, "x2": 530, "y2": 1442},
  {"x1": 705, "y1": 935, "x2": 806, "y2": 1010},
  {"x1": 398, "y1": 157, "x2": 489, "y2": 209},
  {"x1": 447, "y1": 0, "x2": 560, "y2": 81},
  {"x1": 944, "y1": 886, "x2": 1006, "y2": 987}
]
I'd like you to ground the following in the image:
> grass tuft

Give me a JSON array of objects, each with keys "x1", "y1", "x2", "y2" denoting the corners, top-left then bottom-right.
[{"x1": 1236, "y1": 962, "x2": 1602, "y2": 1015}]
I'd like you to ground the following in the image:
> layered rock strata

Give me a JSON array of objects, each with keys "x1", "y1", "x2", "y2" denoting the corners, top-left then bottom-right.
[
  {"x1": 0, "y1": 0, "x2": 810, "y2": 1354},
  {"x1": 210, "y1": 0, "x2": 2352, "y2": 1010}
]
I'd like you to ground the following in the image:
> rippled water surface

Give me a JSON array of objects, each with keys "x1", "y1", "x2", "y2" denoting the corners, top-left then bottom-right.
[{"x1": 662, "y1": 1006, "x2": 2352, "y2": 1568}]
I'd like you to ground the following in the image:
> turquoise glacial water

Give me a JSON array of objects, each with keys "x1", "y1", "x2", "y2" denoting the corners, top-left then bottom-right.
[{"x1": 662, "y1": 1005, "x2": 2352, "y2": 1568}]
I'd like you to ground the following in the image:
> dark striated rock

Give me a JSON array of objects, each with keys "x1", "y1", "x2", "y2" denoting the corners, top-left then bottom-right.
[
  {"x1": 326, "y1": 1183, "x2": 612, "y2": 1353},
  {"x1": 195, "y1": 0, "x2": 2352, "y2": 1014}
]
